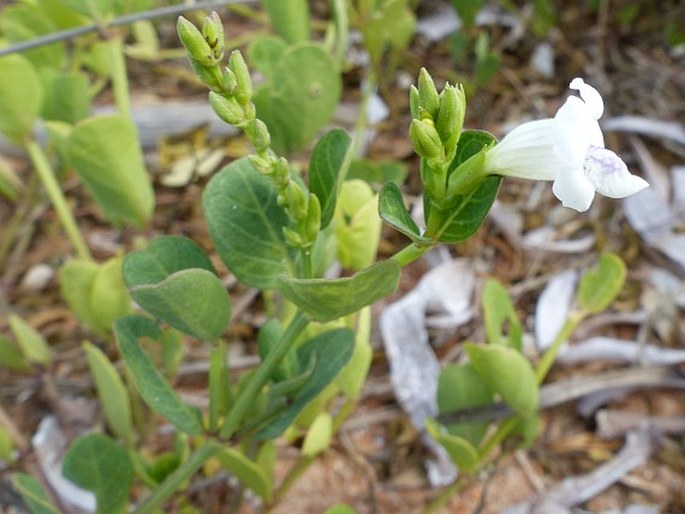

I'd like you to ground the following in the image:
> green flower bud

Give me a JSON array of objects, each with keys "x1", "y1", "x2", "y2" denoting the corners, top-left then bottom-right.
[
  {"x1": 410, "y1": 118, "x2": 443, "y2": 160},
  {"x1": 228, "y1": 50, "x2": 252, "y2": 106},
  {"x1": 223, "y1": 68, "x2": 237, "y2": 94},
  {"x1": 250, "y1": 119, "x2": 271, "y2": 152},
  {"x1": 202, "y1": 12, "x2": 225, "y2": 61},
  {"x1": 304, "y1": 193, "x2": 321, "y2": 242},
  {"x1": 273, "y1": 157, "x2": 290, "y2": 187},
  {"x1": 436, "y1": 83, "x2": 466, "y2": 151},
  {"x1": 418, "y1": 68, "x2": 440, "y2": 120},
  {"x1": 208, "y1": 91, "x2": 245, "y2": 126},
  {"x1": 190, "y1": 59, "x2": 223, "y2": 91},
  {"x1": 248, "y1": 154, "x2": 272, "y2": 175},
  {"x1": 284, "y1": 181, "x2": 308, "y2": 221},
  {"x1": 409, "y1": 85, "x2": 419, "y2": 119},
  {"x1": 283, "y1": 227, "x2": 303, "y2": 248},
  {"x1": 177, "y1": 16, "x2": 215, "y2": 67}
]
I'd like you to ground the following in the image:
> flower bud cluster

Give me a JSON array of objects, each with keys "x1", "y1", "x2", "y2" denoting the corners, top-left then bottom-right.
[
  {"x1": 178, "y1": 12, "x2": 320, "y2": 252},
  {"x1": 409, "y1": 69, "x2": 467, "y2": 210},
  {"x1": 409, "y1": 68, "x2": 465, "y2": 167}
]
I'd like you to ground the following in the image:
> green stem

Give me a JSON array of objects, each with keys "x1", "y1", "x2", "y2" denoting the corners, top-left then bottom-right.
[
  {"x1": 425, "y1": 477, "x2": 464, "y2": 514},
  {"x1": 478, "y1": 416, "x2": 519, "y2": 460},
  {"x1": 390, "y1": 242, "x2": 434, "y2": 267},
  {"x1": 107, "y1": 36, "x2": 131, "y2": 117},
  {"x1": 133, "y1": 441, "x2": 221, "y2": 514},
  {"x1": 270, "y1": 455, "x2": 314, "y2": 507},
  {"x1": 25, "y1": 139, "x2": 91, "y2": 261},
  {"x1": 535, "y1": 311, "x2": 585, "y2": 384},
  {"x1": 219, "y1": 311, "x2": 310, "y2": 439},
  {"x1": 208, "y1": 340, "x2": 227, "y2": 433}
]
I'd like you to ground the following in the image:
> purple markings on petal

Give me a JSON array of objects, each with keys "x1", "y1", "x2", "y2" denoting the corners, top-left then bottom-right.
[
  {"x1": 584, "y1": 146, "x2": 625, "y2": 175},
  {"x1": 583, "y1": 146, "x2": 649, "y2": 198}
]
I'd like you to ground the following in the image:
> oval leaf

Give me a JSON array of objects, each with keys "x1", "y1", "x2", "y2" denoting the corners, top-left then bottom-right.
[
  {"x1": 11, "y1": 473, "x2": 61, "y2": 514},
  {"x1": 254, "y1": 43, "x2": 341, "y2": 154},
  {"x1": 425, "y1": 419, "x2": 480, "y2": 474},
  {"x1": 378, "y1": 181, "x2": 430, "y2": 243},
  {"x1": 465, "y1": 343, "x2": 539, "y2": 416},
  {"x1": 216, "y1": 448, "x2": 273, "y2": 500},
  {"x1": 309, "y1": 129, "x2": 351, "y2": 228},
  {"x1": 262, "y1": 0, "x2": 310, "y2": 43},
  {"x1": 62, "y1": 434, "x2": 133, "y2": 514},
  {"x1": 277, "y1": 260, "x2": 401, "y2": 322},
  {"x1": 83, "y1": 342, "x2": 133, "y2": 445},
  {"x1": 115, "y1": 315, "x2": 202, "y2": 435},
  {"x1": 482, "y1": 280, "x2": 522, "y2": 350},
  {"x1": 123, "y1": 235, "x2": 216, "y2": 286},
  {"x1": 60, "y1": 257, "x2": 132, "y2": 337},
  {"x1": 203, "y1": 158, "x2": 296, "y2": 289},
  {"x1": 0, "y1": 54, "x2": 43, "y2": 143},
  {"x1": 428, "y1": 130, "x2": 500, "y2": 243},
  {"x1": 8, "y1": 315, "x2": 50, "y2": 365},
  {"x1": 437, "y1": 363, "x2": 493, "y2": 446},
  {"x1": 577, "y1": 253, "x2": 627, "y2": 314},
  {"x1": 67, "y1": 115, "x2": 154, "y2": 227},
  {"x1": 254, "y1": 328, "x2": 355, "y2": 439},
  {"x1": 130, "y1": 269, "x2": 230, "y2": 341}
]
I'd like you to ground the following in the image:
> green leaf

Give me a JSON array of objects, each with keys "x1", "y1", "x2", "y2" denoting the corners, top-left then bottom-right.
[
  {"x1": 248, "y1": 36, "x2": 287, "y2": 78},
  {"x1": 258, "y1": 319, "x2": 298, "y2": 382},
  {"x1": 203, "y1": 158, "x2": 296, "y2": 289},
  {"x1": 62, "y1": 434, "x2": 133, "y2": 514},
  {"x1": 129, "y1": 269, "x2": 230, "y2": 341},
  {"x1": 0, "y1": 425, "x2": 13, "y2": 461},
  {"x1": 0, "y1": 6, "x2": 65, "y2": 68},
  {"x1": 11, "y1": 473, "x2": 61, "y2": 514},
  {"x1": 465, "y1": 343, "x2": 539, "y2": 417},
  {"x1": 277, "y1": 260, "x2": 400, "y2": 322},
  {"x1": 56, "y1": 0, "x2": 113, "y2": 18},
  {"x1": 348, "y1": 158, "x2": 407, "y2": 187},
  {"x1": 425, "y1": 419, "x2": 480, "y2": 474},
  {"x1": 0, "y1": 54, "x2": 43, "y2": 144},
  {"x1": 452, "y1": 0, "x2": 486, "y2": 27},
  {"x1": 324, "y1": 505, "x2": 357, "y2": 514},
  {"x1": 216, "y1": 448, "x2": 273, "y2": 500},
  {"x1": 254, "y1": 328, "x2": 355, "y2": 439},
  {"x1": 60, "y1": 257, "x2": 132, "y2": 337},
  {"x1": 123, "y1": 236, "x2": 216, "y2": 283},
  {"x1": 428, "y1": 130, "x2": 501, "y2": 243},
  {"x1": 0, "y1": 336, "x2": 29, "y2": 371},
  {"x1": 40, "y1": 69, "x2": 91, "y2": 124},
  {"x1": 83, "y1": 342, "x2": 133, "y2": 445},
  {"x1": 116, "y1": 315, "x2": 202, "y2": 435},
  {"x1": 301, "y1": 412, "x2": 333, "y2": 457},
  {"x1": 362, "y1": 0, "x2": 416, "y2": 66},
  {"x1": 261, "y1": 0, "x2": 310, "y2": 43},
  {"x1": 334, "y1": 180, "x2": 383, "y2": 270},
  {"x1": 437, "y1": 363, "x2": 493, "y2": 446},
  {"x1": 379, "y1": 182, "x2": 430, "y2": 243},
  {"x1": 482, "y1": 280, "x2": 522, "y2": 350},
  {"x1": 577, "y1": 253, "x2": 627, "y2": 314},
  {"x1": 67, "y1": 115, "x2": 154, "y2": 227},
  {"x1": 254, "y1": 43, "x2": 341, "y2": 154},
  {"x1": 334, "y1": 306, "x2": 372, "y2": 398},
  {"x1": 8, "y1": 315, "x2": 51, "y2": 365},
  {"x1": 309, "y1": 129, "x2": 351, "y2": 228}
]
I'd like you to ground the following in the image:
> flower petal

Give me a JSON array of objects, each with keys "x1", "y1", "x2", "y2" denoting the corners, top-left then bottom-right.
[
  {"x1": 569, "y1": 78, "x2": 604, "y2": 120},
  {"x1": 583, "y1": 146, "x2": 649, "y2": 198},
  {"x1": 553, "y1": 96, "x2": 604, "y2": 166},
  {"x1": 484, "y1": 119, "x2": 557, "y2": 180},
  {"x1": 552, "y1": 165, "x2": 596, "y2": 212}
]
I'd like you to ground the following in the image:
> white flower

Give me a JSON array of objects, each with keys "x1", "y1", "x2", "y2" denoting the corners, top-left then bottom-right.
[{"x1": 483, "y1": 78, "x2": 649, "y2": 211}]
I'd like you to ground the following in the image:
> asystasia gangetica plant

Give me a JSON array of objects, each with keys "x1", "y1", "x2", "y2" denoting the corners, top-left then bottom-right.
[{"x1": 12, "y1": 10, "x2": 648, "y2": 513}]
